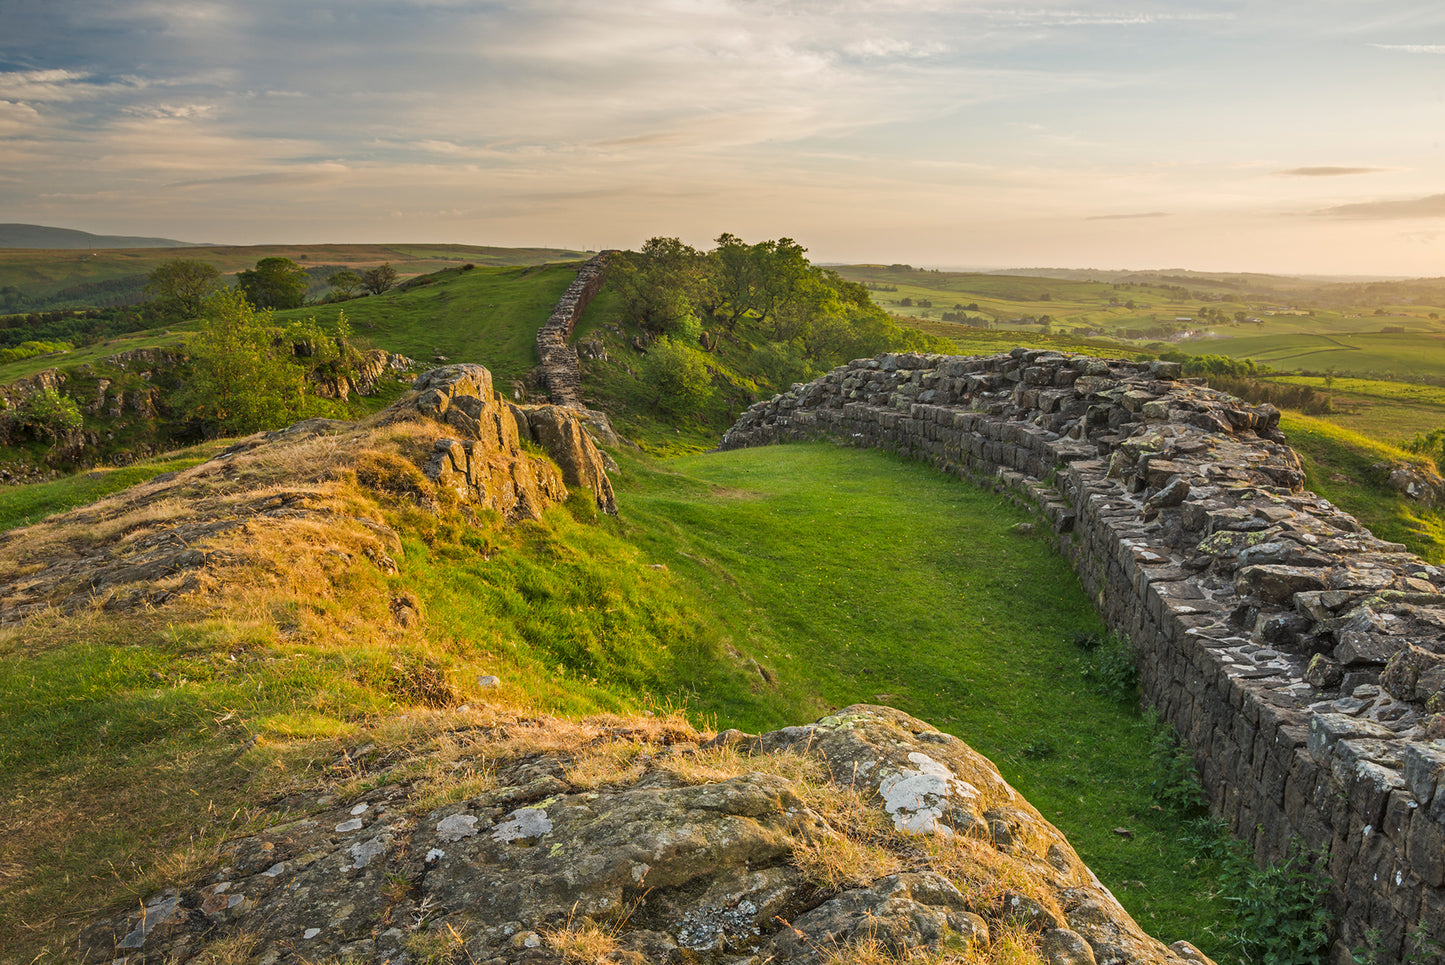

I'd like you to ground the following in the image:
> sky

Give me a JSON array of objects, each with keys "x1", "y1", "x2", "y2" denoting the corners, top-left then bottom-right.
[{"x1": 1, "y1": 0, "x2": 1444, "y2": 276}]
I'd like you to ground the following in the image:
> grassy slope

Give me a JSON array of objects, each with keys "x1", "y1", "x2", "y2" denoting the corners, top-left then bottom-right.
[
  {"x1": 0, "y1": 437, "x2": 1236, "y2": 963},
  {"x1": 270, "y1": 263, "x2": 582, "y2": 389},
  {"x1": 0, "y1": 243, "x2": 591, "y2": 308}
]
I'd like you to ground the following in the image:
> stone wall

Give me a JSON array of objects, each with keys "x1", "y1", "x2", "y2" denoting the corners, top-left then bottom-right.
[
  {"x1": 721, "y1": 349, "x2": 1445, "y2": 965},
  {"x1": 535, "y1": 252, "x2": 611, "y2": 408}
]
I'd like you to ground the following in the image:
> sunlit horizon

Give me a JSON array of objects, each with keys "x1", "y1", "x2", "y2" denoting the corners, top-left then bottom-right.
[{"x1": 4, "y1": 1, "x2": 1445, "y2": 277}]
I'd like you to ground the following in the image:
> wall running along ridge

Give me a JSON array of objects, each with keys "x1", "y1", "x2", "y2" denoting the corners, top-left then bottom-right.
[
  {"x1": 720, "y1": 349, "x2": 1445, "y2": 965},
  {"x1": 535, "y1": 252, "x2": 610, "y2": 408}
]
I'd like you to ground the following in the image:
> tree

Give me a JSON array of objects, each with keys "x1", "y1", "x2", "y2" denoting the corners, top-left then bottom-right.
[
  {"x1": 647, "y1": 336, "x2": 713, "y2": 415},
  {"x1": 361, "y1": 263, "x2": 398, "y2": 295},
  {"x1": 616, "y1": 237, "x2": 708, "y2": 336},
  {"x1": 327, "y1": 270, "x2": 363, "y2": 300},
  {"x1": 181, "y1": 288, "x2": 305, "y2": 435},
  {"x1": 146, "y1": 259, "x2": 220, "y2": 317},
  {"x1": 236, "y1": 257, "x2": 309, "y2": 309}
]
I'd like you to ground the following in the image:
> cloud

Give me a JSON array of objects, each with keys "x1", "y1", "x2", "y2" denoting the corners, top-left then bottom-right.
[
  {"x1": 1085, "y1": 211, "x2": 1170, "y2": 221},
  {"x1": 1369, "y1": 43, "x2": 1445, "y2": 54},
  {"x1": 1316, "y1": 194, "x2": 1445, "y2": 220},
  {"x1": 1279, "y1": 166, "x2": 1387, "y2": 177}
]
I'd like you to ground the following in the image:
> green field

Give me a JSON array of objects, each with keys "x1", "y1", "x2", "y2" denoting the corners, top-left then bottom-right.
[
  {"x1": 1208, "y1": 330, "x2": 1445, "y2": 382},
  {"x1": 0, "y1": 242, "x2": 591, "y2": 312}
]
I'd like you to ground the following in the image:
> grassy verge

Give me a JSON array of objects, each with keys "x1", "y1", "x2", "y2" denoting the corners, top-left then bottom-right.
[{"x1": 1279, "y1": 412, "x2": 1445, "y2": 562}]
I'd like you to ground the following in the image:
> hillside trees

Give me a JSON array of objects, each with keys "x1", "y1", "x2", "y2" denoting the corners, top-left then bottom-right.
[
  {"x1": 361, "y1": 263, "x2": 398, "y2": 295},
  {"x1": 180, "y1": 288, "x2": 306, "y2": 435},
  {"x1": 618, "y1": 234, "x2": 949, "y2": 375},
  {"x1": 237, "y1": 257, "x2": 309, "y2": 309},
  {"x1": 615, "y1": 237, "x2": 710, "y2": 337},
  {"x1": 327, "y1": 270, "x2": 363, "y2": 300},
  {"x1": 145, "y1": 259, "x2": 220, "y2": 317}
]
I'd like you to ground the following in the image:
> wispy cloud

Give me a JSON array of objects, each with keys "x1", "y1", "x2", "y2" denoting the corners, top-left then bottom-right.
[
  {"x1": 1369, "y1": 43, "x2": 1445, "y2": 54},
  {"x1": 1316, "y1": 194, "x2": 1445, "y2": 220},
  {"x1": 1279, "y1": 166, "x2": 1387, "y2": 177},
  {"x1": 1085, "y1": 211, "x2": 1170, "y2": 221}
]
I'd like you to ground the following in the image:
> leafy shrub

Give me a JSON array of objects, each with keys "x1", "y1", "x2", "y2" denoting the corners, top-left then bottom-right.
[
  {"x1": 1221, "y1": 840, "x2": 1333, "y2": 965},
  {"x1": 1146, "y1": 713, "x2": 1205, "y2": 814},
  {"x1": 17, "y1": 387, "x2": 83, "y2": 441},
  {"x1": 0, "y1": 340, "x2": 71, "y2": 363},
  {"x1": 648, "y1": 337, "x2": 714, "y2": 415},
  {"x1": 1080, "y1": 633, "x2": 1138, "y2": 703}
]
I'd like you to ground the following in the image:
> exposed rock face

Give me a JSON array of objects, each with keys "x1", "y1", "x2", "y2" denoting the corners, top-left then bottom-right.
[
  {"x1": 313, "y1": 349, "x2": 415, "y2": 400},
  {"x1": 77, "y1": 706, "x2": 1213, "y2": 965},
  {"x1": 0, "y1": 364, "x2": 615, "y2": 624},
  {"x1": 720, "y1": 350, "x2": 1445, "y2": 964},
  {"x1": 383, "y1": 364, "x2": 616, "y2": 517}
]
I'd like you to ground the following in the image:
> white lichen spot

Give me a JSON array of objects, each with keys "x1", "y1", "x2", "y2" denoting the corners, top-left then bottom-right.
[
  {"x1": 262, "y1": 862, "x2": 287, "y2": 878},
  {"x1": 350, "y1": 802, "x2": 369, "y2": 816},
  {"x1": 425, "y1": 848, "x2": 445, "y2": 863},
  {"x1": 493, "y1": 807, "x2": 553, "y2": 843},
  {"x1": 303, "y1": 928, "x2": 321, "y2": 940},
  {"x1": 334, "y1": 818, "x2": 364, "y2": 833},
  {"x1": 435, "y1": 813, "x2": 479, "y2": 843},
  {"x1": 877, "y1": 752, "x2": 979, "y2": 835},
  {"x1": 631, "y1": 862, "x2": 651, "y2": 884},
  {"x1": 347, "y1": 837, "x2": 389, "y2": 869}
]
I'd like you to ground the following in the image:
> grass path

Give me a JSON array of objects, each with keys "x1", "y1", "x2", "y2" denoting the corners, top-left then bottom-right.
[{"x1": 614, "y1": 443, "x2": 1235, "y2": 958}]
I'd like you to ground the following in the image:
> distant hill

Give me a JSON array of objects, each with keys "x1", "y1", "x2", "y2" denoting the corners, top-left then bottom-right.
[{"x1": 0, "y1": 224, "x2": 204, "y2": 249}]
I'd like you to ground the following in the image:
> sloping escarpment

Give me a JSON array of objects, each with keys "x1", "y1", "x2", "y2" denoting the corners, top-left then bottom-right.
[
  {"x1": 722, "y1": 349, "x2": 1445, "y2": 964},
  {"x1": 0, "y1": 364, "x2": 614, "y2": 624},
  {"x1": 78, "y1": 706, "x2": 1214, "y2": 965}
]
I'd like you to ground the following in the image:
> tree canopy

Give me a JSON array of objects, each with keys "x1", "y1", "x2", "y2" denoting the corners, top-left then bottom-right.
[
  {"x1": 180, "y1": 288, "x2": 306, "y2": 436},
  {"x1": 236, "y1": 257, "x2": 309, "y2": 309},
  {"x1": 361, "y1": 263, "x2": 398, "y2": 295},
  {"x1": 145, "y1": 259, "x2": 220, "y2": 317},
  {"x1": 618, "y1": 234, "x2": 948, "y2": 372}
]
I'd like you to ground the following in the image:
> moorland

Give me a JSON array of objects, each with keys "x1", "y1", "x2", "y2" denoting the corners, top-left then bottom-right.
[{"x1": 3, "y1": 235, "x2": 1445, "y2": 964}]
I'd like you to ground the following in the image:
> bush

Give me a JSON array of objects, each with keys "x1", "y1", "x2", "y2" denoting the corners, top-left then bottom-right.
[
  {"x1": 16, "y1": 387, "x2": 83, "y2": 441},
  {"x1": 648, "y1": 337, "x2": 714, "y2": 415},
  {"x1": 1222, "y1": 840, "x2": 1333, "y2": 965},
  {"x1": 1080, "y1": 633, "x2": 1138, "y2": 703}
]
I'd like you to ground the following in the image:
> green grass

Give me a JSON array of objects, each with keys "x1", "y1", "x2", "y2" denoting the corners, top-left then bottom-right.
[
  {"x1": 0, "y1": 440, "x2": 1237, "y2": 962},
  {"x1": 1204, "y1": 330, "x2": 1445, "y2": 382},
  {"x1": 0, "y1": 442, "x2": 229, "y2": 532},
  {"x1": 1269, "y1": 375, "x2": 1445, "y2": 443},
  {"x1": 607, "y1": 443, "x2": 1235, "y2": 956},
  {"x1": 1279, "y1": 413, "x2": 1445, "y2": 562},
  {"x1": 0, "y1": 242, "x2": 591, "y2": 311}
]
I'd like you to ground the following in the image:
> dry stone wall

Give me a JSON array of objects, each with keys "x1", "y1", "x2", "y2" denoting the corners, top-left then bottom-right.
[
  {"x1": 535, "y1": 252, "x2": 610, "y2": 408},
  {"x1": 721, "y1": 348, "x2": 1445, "y2": 965}
]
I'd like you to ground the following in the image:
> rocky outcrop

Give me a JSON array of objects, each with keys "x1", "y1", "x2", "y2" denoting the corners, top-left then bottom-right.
[
  {"x1": 383, "y1": 364, "x2": 616, "y2": 518},
  {"x1": 77, "y1": 706, "x2": 1213, "y2": 965},
  {"x1": 720, "y1": 349, "x2": 1445, "y2": 964},
  {"x1": 313, "y1": 349, "x2": 415, "y2": 400},
  {"x1": 535, "y1": 253, "x2": 610, "y2": 409},
  {"x1": 0, "y1": 364, "x2": 615, "y2": 625}
]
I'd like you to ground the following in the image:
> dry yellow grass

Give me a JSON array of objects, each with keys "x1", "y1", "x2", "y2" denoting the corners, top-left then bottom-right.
[
  {"x1": 919, "y1": 832, "x2": 1066, "y2": 926},
  {"x1": 655, "y1": 742, "x2": 820, "y2": 786},
  {"x1": 791, "y1": 781, "x2": 905, "y2": 889},
  {"x1": 816, "y1": 920, "x2": 1044, "y2": 965},
  {"x1": 543, "y1": 917, "x2": 621, "y2": 963}
]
